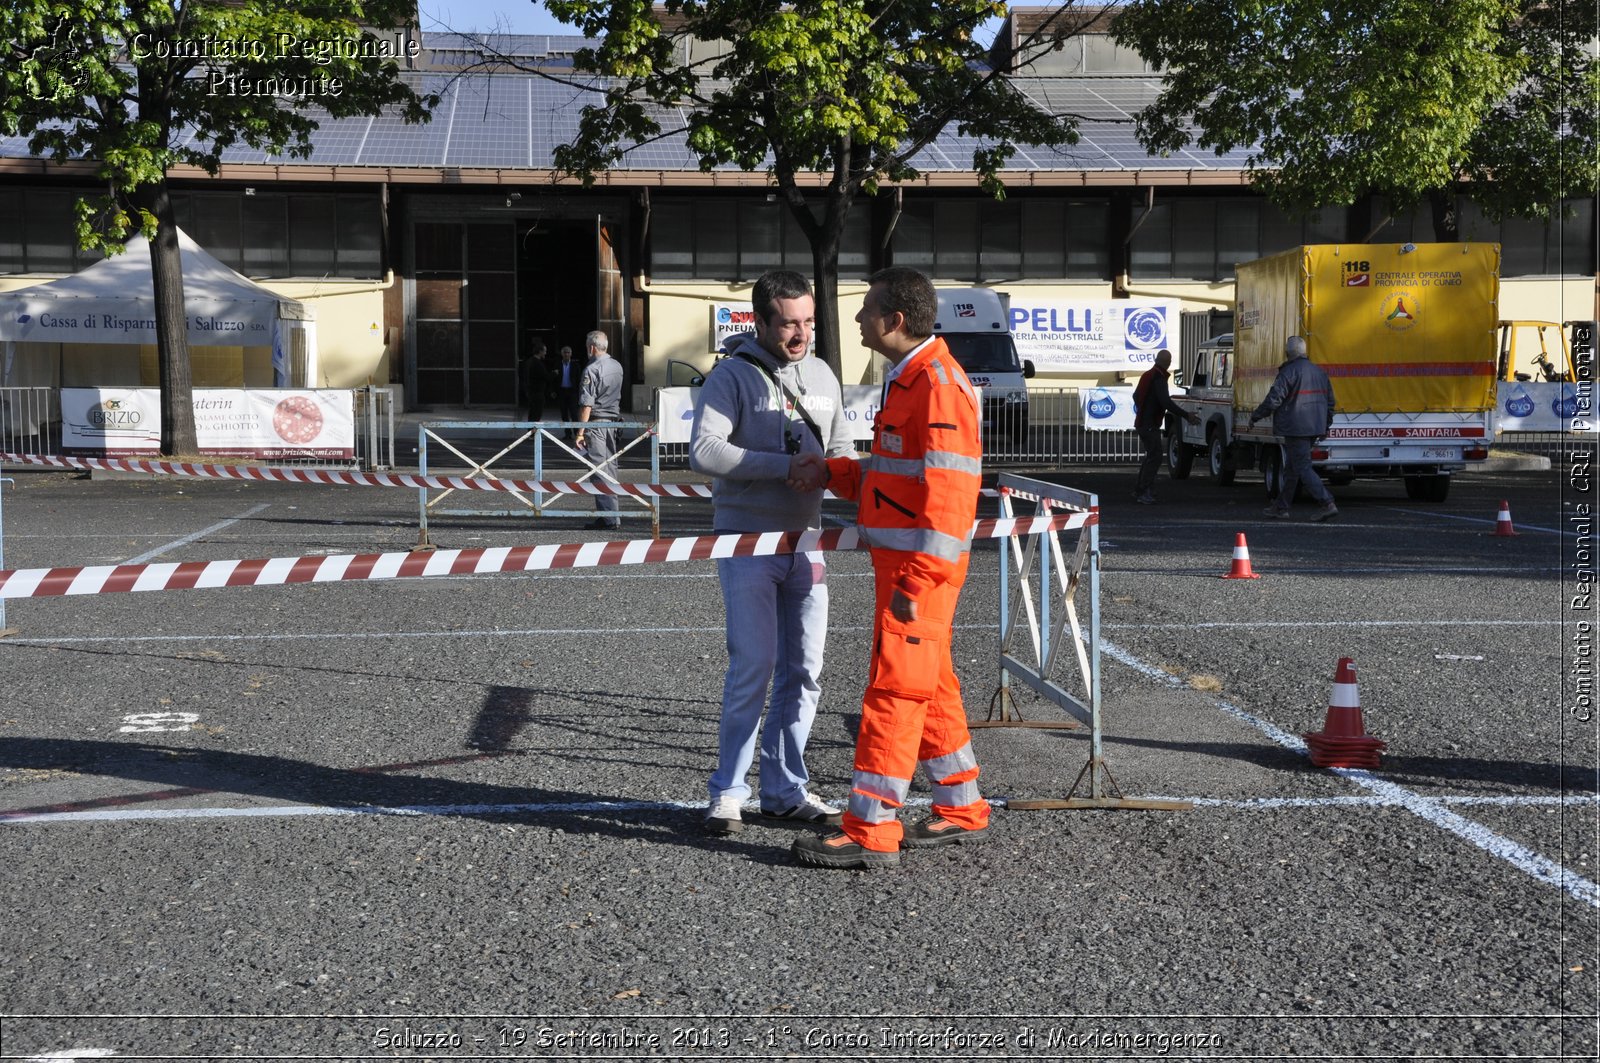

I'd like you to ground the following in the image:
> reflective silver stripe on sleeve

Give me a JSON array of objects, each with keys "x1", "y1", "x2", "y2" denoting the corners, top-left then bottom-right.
[
  {"x1": 921, "y1": 742, "x2": 978, "y2": 782},
  {"x1": 871, "y1": 455, "x2": 925, "y2": 478},
  {"x1": 953, "y1": 373, "x2": 978, "y2": 405},
  {"x1": 859, "y1": 525, "x2": 971, "y2": 560},
  {"x1": 851, "y1": 770, "x2": 910, "y2": 807},
  {"x1": 924, "y1": 448, "x2": 982, "y2": 476},
  {"x1": 931, "y1": 779, "x2": 983, "y2": 809},
  {"x1": 929, "y1": 359, "x2": 951, "y2": 386}
]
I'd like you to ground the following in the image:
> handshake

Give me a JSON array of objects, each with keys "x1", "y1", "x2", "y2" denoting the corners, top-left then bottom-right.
[{"x1": 786, "y1": 452, "x2": 828, "y2": 492}]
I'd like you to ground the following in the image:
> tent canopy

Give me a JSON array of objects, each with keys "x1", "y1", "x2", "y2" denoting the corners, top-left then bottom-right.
[{"x1": 0, "y1": 227, "x2": 311, "y2": 349}]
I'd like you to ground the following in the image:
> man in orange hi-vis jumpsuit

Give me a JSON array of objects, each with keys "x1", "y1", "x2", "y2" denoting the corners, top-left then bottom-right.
[{"x1": 791, "y1": 267, "x2": 988, "y2": 870}]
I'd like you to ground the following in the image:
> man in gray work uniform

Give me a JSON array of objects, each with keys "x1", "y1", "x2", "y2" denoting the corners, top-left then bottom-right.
[
  {"x1": 1250, "y1": 334, "x2": 1338, "y2": 521},
  {"x1": 574, "y1": 330, "x2": 625, "y2": 530}
]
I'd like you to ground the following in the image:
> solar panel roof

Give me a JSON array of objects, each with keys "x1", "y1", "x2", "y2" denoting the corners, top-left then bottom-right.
[{"x1": 1, "y1": 72, "x2": 1254, "y2": 176}]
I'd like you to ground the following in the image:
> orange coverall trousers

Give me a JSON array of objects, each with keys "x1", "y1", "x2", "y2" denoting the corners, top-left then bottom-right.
[{"x1": 841, "y1": 552, "x2": 990, "y2": 852}]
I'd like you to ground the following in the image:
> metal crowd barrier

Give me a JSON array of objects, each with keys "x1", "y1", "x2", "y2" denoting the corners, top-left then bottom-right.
[
  {"x1": 654, "y1": 386, "x2": 1143, "y2": 468},
  {"x1": 980, "y1": 473, "x2": 1188, "y2": 812},
  {"x1": 0, "y1": 385, "x2": 394, "y2": 471},
  {"x1": 415, "y1": 420, "x2": 663, "y2": 545},
  {"x1": 0, "y1": 387, "x2": 60, "y2": 455}
]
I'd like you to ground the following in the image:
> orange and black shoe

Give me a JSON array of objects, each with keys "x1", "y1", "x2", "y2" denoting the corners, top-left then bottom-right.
[
  {"x1": 791, "y1": 831, "x2": 900, "y2": 869},
  {"x1": 900, "y1": 816, "x2": 990, "y2": 849}
]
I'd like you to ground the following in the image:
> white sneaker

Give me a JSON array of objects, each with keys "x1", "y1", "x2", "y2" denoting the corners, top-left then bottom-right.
[
  {"x1": 760, "y1": 791, "x2": 842, "y2": 825},
  {"x1": 704, "y1": 795, "x2": 743, "y2": 835}
]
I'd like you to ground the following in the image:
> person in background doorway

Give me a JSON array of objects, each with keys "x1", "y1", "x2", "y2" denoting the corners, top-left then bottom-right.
[
  {"x1": 1250, "y1": 334, "x2": 1338, "y2": 521},
  {"x1": 1131, "y1": 349, "x2": 1199, "y2": 505},
  {"x1": 519, "y1": 339, "x2": 548, "y2": 423},
  {"x1": 554, "y1": 345, "x2": 583, "y2": 438},
  {"x1": 574, "y1": 331, "x2": 624, "y2": 530},
  {"x1": 690, "y1": 269, "x2": 853, "y2": 836}
]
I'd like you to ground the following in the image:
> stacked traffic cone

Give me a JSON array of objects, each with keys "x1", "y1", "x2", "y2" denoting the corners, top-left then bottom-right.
[
  {"x1": 1489, "y1": 500, "x2": 1519, "y2": 537},
  {"x1": 1220, "y1": 533, "x2": 1261, "y2": 579},
  {"x1": 1303, "y1": 657, "x2": 1386, "y2": 769}
]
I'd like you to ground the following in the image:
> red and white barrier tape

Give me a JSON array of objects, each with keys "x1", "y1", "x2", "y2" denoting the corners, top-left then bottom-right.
[
  {"x1": 0, "y1": 452, "x2": 714, "y2": 499},
  {"x1": 0, "y1": 512, "x2": 1092, "y2": 600}
]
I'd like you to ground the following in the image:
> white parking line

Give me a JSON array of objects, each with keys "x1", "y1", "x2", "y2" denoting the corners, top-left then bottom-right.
[
  {"x1": 1386, "y1": 506, "x2": 1561, "y2": 534},
  {"x1": 121, "y1": 503, "x2": 272, "y2": 564},
  {"x1": 1103, "y1": 639, "x2": 1600, "y2": 909}
]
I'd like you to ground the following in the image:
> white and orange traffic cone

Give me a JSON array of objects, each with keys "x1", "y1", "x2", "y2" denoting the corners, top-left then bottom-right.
[
  {"x1": 1489, "y1": 500, "x2": 1519, "y2": 537},
  {"x1": 1220, "y1": 532, "x2": 1261, "y2": 579},
  {"x1": 1303, "y1": 657, "x2": 1386, "y2": 769}
]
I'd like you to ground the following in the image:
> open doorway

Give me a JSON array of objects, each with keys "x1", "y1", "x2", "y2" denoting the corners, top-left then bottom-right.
[{"x1": 518, "y1": 220, "x2": 597, "y2": 370}]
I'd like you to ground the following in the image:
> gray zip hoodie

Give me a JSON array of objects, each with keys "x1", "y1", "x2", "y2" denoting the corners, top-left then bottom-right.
[{"x1": 690, "y1": 332, "x2": 854, "y2": 532}]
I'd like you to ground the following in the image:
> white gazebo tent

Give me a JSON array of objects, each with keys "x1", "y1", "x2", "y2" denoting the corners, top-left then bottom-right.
[{"x1": 0, "y1": 228, "x2": 317, "y2": 421}]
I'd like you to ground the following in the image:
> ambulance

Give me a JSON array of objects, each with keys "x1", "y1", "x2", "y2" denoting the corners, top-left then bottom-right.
[{"x1": 932, "y1": 288, "x2": 1035, "y2": 442}]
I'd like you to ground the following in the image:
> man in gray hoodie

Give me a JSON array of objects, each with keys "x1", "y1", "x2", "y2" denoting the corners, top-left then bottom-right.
[
  {"x1": 1250, "y1": 334, "x2": 1338, "y2": 521},
  {"x1": 690, "y1": 270, "x2": 855, "y2": 835}
]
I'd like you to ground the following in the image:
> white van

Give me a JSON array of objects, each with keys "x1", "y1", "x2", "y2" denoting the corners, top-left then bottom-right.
[{"x1": 931, "y1": 287, "x2": 1035, "y2": 441}]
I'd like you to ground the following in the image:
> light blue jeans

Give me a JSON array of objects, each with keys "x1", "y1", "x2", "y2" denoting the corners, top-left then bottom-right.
[{"x1": 709, "y1": 549, "x2": 829, "y2": 809}]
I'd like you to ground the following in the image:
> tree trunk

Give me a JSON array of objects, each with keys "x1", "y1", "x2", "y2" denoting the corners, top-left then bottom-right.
[
  {"x1": 133, "y1": 181, "x2": 197, "y2": 455},
  {"x1": 811, "y1": 229, "x2": 847, "y2": 380},
  {"x1": 1428, "y1": 187, "x2": 1461, "y2": 243}
]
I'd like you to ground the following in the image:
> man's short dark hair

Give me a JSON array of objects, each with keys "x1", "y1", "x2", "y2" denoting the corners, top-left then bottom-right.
[
  {"x1": 868, "y1": 266, "x2": 938, "y2": 338},
  {"x1": 752, "y1": 270, "x2": 814, "y2": 325}
]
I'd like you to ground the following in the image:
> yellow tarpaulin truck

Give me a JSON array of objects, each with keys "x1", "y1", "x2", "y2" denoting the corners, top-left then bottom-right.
[{"x1": 1172, "y1": 243, "x2": 1499, "y2": 503}]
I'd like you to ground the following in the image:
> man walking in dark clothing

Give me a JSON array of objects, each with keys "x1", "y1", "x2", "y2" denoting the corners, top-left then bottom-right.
[
  {"x1": 1131, "y1": 349, "x2": 1198, "y2": 504},
  {"x1": 1250, "y1": 334, "x2": 1338, "y2": 521}
]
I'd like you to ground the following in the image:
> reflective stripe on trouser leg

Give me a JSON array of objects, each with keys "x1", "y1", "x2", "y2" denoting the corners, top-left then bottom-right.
[
  {"x1": 843, "y1": 560, "x2": 984, "y2": 850},
  {"x1": 921, "y1": 740, "x2": 987, "y2": 826},
  {"x1": 846, "y1": 771, "x2": 908, "y2": 832}
]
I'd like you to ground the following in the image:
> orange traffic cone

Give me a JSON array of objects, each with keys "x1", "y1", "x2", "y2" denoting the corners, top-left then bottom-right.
[
  {"x1": 1489, "y1": 500, "x2": 1519, "y2": 537},
  {"x1": 1303, "y1": 657, "x2": 1386, "y2": 769},
  {"x1": 1220, "y1": 533, "x2": 1261, "y2": 579}
]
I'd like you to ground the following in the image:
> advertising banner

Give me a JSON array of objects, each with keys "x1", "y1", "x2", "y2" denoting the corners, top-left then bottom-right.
[
  {"x1": 62, "y1": 387, "x2": 356, "y2": 459},
  {"x1": 709, "y1": 304, "x2": 760, "y2": 353},
  {"x1": 1079, "y1": 385, "x2": 1138, "y2": 431},
  {"x1": 656, "y1": 384, "x2": 883, "y2": 446},
  {"x1": 1495, "y1": 381, "x2": 1595, "y2": 433},
  {"x1": 1007, "y1": 298, "x2": 1180, "y2": 373}
]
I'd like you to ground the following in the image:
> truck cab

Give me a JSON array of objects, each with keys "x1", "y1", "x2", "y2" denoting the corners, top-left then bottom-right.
[
  {"x1": 1170, "y1": 333, "x2": 1238, "y2": 483},
  {"x1": 932, "y1": 288, "x2": 1035, "y2": 442}
]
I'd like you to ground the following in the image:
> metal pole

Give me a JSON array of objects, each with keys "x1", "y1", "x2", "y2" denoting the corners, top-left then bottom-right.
[
  {"x1": 0, "y1": 475, "x2": 13, "y2": 635},
  {"x1": 1087, "y1": 493, "x2": 1103, "y2": 799},
  {"x1": 650, "y1": 426, "x2": 661, "y2": 539},
  {"x1": 415, "y1": 424, "x2": 431, "y2": 550}
]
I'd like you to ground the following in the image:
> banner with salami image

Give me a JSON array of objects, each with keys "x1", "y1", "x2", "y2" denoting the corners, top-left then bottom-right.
[{"x1": 62, "y1": 387, "x2": 355, "y2": 459}]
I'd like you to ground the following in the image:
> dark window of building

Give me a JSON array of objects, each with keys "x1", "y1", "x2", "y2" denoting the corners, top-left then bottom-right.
[
  {"x1": 0, "y1": 222, "x2": 104, "y2": 275},
  {"x1": 1132, "y1": 196, "x2": 1346, "y2": 280},
  {"x1": 289, "y1": 195, "x2": 338, "y2": 277},
  {"x1": 1065, "y1": 201, "x2": 1108, "y2": 278},
  {"x1": 192, "y1": 193, "x2": 243, "y2": 266},
  {"x1": 648, "y1": 197, "x2": 873, "y2": 281},
  {"x1": 1456, "y1": 196, "x2": 1596, "y2": 277},
  {"x1": 649, "y1": 201, "x2": 694, "y2": 280},
  {"x1": 242, "y1": 194, "x2": 289, "y2": 276},
  {"x1": 896, "y1": 196, "x2": 1111, "y2": 282}
]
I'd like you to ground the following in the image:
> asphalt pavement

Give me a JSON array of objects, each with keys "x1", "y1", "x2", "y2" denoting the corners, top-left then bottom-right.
[{"x1": 0, "y1": 445, "x2": 1594, "y2": 1061}]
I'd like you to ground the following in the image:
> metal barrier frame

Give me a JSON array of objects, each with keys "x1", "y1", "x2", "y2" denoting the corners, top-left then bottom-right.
[
  {"x1": 983, "y1": 472, "x2": 1188, "y2": 812},
  {"x1": 416, "y1": 420, "x2": 661, "y2": 545}
]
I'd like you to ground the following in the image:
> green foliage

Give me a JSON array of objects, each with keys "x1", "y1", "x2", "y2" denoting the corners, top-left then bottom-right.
[
  {"x1": 1, "y1": 0, "x2": 433, "y2": 252},
  {"x1": 1113, "y1": 0, "x2": 1598, "y2": 227},
  {"x1": 552, "y1": 0, "x2": 1073, "y2": 192},
  {"x1": 546, "y1": 0, "x2": 1082, "y2": 363}
]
